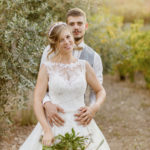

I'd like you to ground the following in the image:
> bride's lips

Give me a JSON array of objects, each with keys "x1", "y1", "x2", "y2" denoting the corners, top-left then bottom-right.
[{"x1": 64, "y1": 45, "x2": 72, "y2": 50}]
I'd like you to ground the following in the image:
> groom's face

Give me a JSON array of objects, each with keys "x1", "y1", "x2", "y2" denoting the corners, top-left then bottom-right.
[{"x1": 67, "y1": 16, "x2": 88, "y2": 42}]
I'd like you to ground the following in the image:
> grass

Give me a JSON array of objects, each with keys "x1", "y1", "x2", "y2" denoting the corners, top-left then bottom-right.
[
  {"x1": 10, "y1": 99, "x2": 37, "y2": 126},
  {"x1": 140, "y1": 102, "x2": 150, "y2": 109},
  {"x1": 19, "y1": 107, "x2": 37, "y2": 126}
]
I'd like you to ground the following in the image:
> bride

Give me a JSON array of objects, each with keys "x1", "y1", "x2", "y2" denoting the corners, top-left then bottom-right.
[{"x1": 19, "y1": 22, "x2": 110, "y2": 150}]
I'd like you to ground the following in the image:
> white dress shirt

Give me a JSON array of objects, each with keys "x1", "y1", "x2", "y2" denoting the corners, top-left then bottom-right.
[{"x1": 40, "y1": 41, "x2": 103, "y2": 105}]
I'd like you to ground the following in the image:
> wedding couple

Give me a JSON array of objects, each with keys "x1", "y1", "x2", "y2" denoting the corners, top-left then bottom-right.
[{"x1": 19, "y1": 8, "x2": 110, "y2": 150}]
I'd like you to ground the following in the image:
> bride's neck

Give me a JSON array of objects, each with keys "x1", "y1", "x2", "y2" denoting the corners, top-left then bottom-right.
[{"x1": 52, "y1": 52, "x2": 75, "y2": 64}]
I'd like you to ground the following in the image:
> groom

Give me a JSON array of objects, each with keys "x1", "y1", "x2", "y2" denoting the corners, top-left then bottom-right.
[{"x1": 41, "y1": 8, "x2": 103, "y2": 126}]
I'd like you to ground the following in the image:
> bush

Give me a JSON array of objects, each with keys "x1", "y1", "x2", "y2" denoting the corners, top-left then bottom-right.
[
  {"x1": 85, "y1": 8, "x2": 150, "y2": 87},
  {"x1": 126, "y1": 21, "x2": 150, "y2": 87},
  {"x1": 85, "y1": 7, "x2": 129, "y2": 73}
]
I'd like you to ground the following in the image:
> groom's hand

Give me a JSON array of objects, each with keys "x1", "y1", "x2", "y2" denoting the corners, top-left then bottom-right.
[
  {"x1": 44, "y1": 102, "x2": 65, "y2": 127},
  {"x1": 74, "y1": 106, "x2": 96, "y2": 126}
]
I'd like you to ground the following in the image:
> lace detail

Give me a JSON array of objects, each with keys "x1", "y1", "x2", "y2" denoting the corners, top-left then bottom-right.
[
  {"x1": 43, "y1": 59, "x2": 87, "y2": 111},
  {"x1": 44, "y1": 60, "x2": 85, "y2": 82},
  {"x1": 46, "y1": 60, "x2": 80, "y2": 68}
]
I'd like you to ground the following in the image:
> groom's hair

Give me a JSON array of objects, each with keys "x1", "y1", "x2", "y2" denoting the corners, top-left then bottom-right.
[{"x1": 66, "y1": 8, "x2": 87, "y2": 22}]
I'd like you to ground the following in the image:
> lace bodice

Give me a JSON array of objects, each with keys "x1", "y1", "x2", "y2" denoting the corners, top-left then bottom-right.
[{"x1": 44, "y1": 60, "x2": 87, "y2": 112}]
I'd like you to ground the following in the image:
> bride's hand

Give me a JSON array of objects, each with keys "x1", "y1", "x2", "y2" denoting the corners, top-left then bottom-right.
[
  {"x1": 42, "y1": 129, "x2": 54, "y2": 146},
  {"x1": 74, "y1": 106, "x2": 97, "y2": 126}
]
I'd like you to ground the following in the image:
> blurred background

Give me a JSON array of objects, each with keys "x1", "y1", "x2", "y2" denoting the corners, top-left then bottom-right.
[{"x1": 0, "y1": 0, "x2": 150, "y2": 149}]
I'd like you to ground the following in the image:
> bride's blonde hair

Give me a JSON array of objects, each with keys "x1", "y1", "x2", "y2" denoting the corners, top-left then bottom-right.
[{"x1": 47, "y1": 22, "x2": 71, "y2": 59}]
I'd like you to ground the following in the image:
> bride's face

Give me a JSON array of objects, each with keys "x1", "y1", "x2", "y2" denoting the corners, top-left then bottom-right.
[{"x1": 57, "y1": 29, "x2": 74, "y2": 54}]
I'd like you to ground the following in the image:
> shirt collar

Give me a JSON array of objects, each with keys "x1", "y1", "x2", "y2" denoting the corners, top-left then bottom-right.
[{"x1": 77, "y1": 41, "x2": 85, "y2": 49}]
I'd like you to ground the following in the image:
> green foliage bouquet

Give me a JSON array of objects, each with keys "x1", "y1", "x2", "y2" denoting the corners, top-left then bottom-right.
[
  {"x1": 42, "y1": 128, "x2": 104, "y2": 150},
  {"x1": 42, "y1": 128, "x2": 88, "y2": 150}
]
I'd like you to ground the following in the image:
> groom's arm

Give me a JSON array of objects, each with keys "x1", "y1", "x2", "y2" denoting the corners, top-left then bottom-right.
[
  {"x1": 93, "y1": 53, "x2": 103, "y2": 84},
  {"x1": 90, "y1": 52, "x2": 103, "y2": 104}
]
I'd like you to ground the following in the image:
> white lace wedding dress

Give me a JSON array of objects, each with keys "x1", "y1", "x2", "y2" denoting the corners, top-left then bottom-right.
[{"x1": 19, "y1": 60, "x2": 110, "y2": 150}]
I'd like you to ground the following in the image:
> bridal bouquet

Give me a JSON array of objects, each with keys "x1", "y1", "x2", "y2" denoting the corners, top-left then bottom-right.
[
  {"x1": 41, "y1": 128, "x2": 104, "y2": 150},
  {"x1": 42, "y1": 128, "x2": 88, "y2": 150}
]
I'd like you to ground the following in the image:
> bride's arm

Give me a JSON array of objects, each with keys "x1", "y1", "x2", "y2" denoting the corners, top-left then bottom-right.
[
  {"x1": 34, "y1": 64, "x2": 54, "y2": 146},
  {"x1": 75, "y1": 61, "x2": 106, "y2": 125}
]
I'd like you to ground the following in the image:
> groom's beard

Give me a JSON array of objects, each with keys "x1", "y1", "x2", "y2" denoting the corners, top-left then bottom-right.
[{"x1": 74, "y1": 36, "x2": 84, "y2": 42}]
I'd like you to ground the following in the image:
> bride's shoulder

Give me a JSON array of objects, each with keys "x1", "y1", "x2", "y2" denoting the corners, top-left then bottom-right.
[
  {"x1": 41, "y1": 60, "x2": 54, "y2": 71},
  {"x1": 79, "y1": 60, "x2": 93, "y2": 73},
  {"x1": 78, "y1": 60, "x2": 90, "y2": 73},
  {"x1": 42, "y1": 60, "x2": 51, "y2": 67}
]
